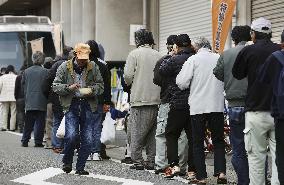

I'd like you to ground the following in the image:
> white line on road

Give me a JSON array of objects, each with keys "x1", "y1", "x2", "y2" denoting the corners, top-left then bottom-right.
[
  {"x1": 11, "y1": 167, "x2": 154, "y2": 185},
  {"x1": 12, "y1": 167, "x2": 63, "y2": 185}
]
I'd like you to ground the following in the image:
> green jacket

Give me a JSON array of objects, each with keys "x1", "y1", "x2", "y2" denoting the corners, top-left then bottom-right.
[
  {"x1": 213, "y1": 41, "x2": 248, "y2": 107},
  {"x1": 52, "y1": 58, "x2": 104, "y2": 112}
]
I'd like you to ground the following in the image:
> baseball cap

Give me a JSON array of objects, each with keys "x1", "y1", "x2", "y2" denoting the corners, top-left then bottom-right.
[
  {"x1": 74, "y1": 43, "x2": 91, "y2": 59},
  {"x1": 251, "y1": 17, "x2": 272, "y2": 34}
]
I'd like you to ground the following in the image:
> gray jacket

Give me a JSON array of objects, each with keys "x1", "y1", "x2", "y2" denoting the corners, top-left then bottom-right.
[
  {"x1": 22, "y1": 65, "x2": 48, "y2": 111},
  {"x1": 124, "y1": 45, "x2": 162, "y2": 107},
  {"x1": 213, "y1": 41, "x2": 248, "y2": 107}
]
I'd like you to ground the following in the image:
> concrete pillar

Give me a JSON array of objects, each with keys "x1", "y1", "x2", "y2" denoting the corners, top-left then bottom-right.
[
  {"x1": 148, "y1": 0, "x2": 159, "y2": 49},
  {"x1": 62, "y1": 0, "x2": 72, "y2": 46},
  {"x1": 82, "y1": 0, "x2": 96, "y2": 42},
  {"x1": 70, "y1": 0, "x2": 83, "y2": 46},
  {"x1": 51, "y1": 0, "x2": 61, "y2": 23},
  {"x1": 236, "y1": 0, "x2": 251, "y2": 25},
  {"x1": 0, "y1": 0, "x2": 8, "y2": 6},
  {"x1": 95, "y1": 0, "x2": 143, "y2": 61}
]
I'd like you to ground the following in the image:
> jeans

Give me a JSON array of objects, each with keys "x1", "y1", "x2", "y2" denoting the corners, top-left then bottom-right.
[
  {"x1": 21, "y1": 110, "x2": 46, "y2": 145},
  {"x1": 191, "y1": 112, "x2": 226, "y2": 180},
  {"x1": 275, "y1": 118, "x2": 284, "y2": 185},
  {"x1": 91, "y1": 105, "x2": 103, "y2": 153},
  {"x1": 52, "y1": 111, "x2": 64, "y2": 149},
  {"x1": 228, "y1": 107, "x2": 249, "y2": 185},
  {"x1": 62, "y1": 99, "x2": 96, "y2": 171}
]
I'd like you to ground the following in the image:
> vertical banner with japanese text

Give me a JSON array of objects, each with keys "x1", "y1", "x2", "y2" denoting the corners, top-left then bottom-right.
[{"x1": 212, "y1": 0, "x2": 236, "y2": 53}]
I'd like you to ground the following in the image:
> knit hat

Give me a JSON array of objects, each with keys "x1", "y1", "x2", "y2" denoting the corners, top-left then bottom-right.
[
  {"x1": 174, "y1": 34, "x2": 191, "y2": 47},
  {"x1": 166, "y1": 35, "x2": 178, "y2": 45}
]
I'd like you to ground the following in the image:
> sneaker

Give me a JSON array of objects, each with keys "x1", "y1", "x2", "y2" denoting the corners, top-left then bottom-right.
[
  {"x1": 75, "y1": 170, "x2": 89, "y2": 175},
  {"x1": 164, "y1": 165, "x2": 180, "y2": 178},
  {"x1": 87, "y1": 154, "x2": 93, "y2": 161},
  {"x1": 154, "y1": 168, "x2": 164, "y2": 174},
  {"x1": 186, "y1": 171, "x2": 196, "y2": 180},
  {"x1": 217, "y1": 174, "x2": 227, "y2": 184},
  {"x1": 21, "y1": 143, "x2": 28, "y2": 147},
  {"x1": 62, "y1": 164, "x2": 72, "y2": 173},
  {"x1": 130, "y1": 163, "x2": 144, "y2": 170},
  {"x1": 92, "y1": 153, "x2": 102, "y2": 161},
  {"x1": 100, "y1": 151, "x2": 111, "y2": 160},
  {"x1": 190, "y1": 178, "x2": 207, "y2": 184},
  {"x1": 121, "y1": 157, "x2": 133, "y2": 164}
]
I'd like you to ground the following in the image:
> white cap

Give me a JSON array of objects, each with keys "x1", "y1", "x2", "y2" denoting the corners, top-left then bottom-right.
[{"x1": 251, "y1": 17, "x2": 272, "y2": 34}]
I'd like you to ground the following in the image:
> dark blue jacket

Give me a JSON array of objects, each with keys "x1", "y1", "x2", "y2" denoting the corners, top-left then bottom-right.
[
  {"x1": 258, "y1": 50, "x2": 284, "y2": 119},
  {"x1": 159, "y1": 48, "x2": 195, "y2": 110}
]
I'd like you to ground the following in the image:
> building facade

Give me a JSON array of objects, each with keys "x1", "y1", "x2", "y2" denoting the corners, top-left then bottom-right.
[{"x1": 0, "y1": 0, "x2": 283, "y2": 62}]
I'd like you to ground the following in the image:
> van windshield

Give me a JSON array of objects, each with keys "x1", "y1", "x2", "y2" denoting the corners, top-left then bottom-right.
[{"x1": 0, "y1": 32, "x2": 56, "y2": 71}]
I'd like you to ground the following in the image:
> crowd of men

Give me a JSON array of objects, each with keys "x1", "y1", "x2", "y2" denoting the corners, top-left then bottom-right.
[{"x1": 0, "y1": 16, "x2": 283, "y2": 185}]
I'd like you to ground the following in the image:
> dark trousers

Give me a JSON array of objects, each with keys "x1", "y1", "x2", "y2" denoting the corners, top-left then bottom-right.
[
  {"x1": 16, "y1": 99, "x2": 25, "y2": 132},
  {"x1": 275, "y1": 118, "x2": 284, "y2": 185},
  {"x1": 52, "y1": 111, "x2": 64, "y2": 149},
  {"x1": 165, "y1": 109, "x2": 195, "y2": 171},
  {"x1": 21, "y1": 110, "x2": 46, "y2": 145},
  {"x1": 228, "y1": 107, "x2": 249, "y2": 185},
  {"x1": 191, "y1": 112, "x2": 226, "y2": 180}
]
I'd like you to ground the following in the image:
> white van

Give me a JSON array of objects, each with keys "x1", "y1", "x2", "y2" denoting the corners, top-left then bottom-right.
[{"x1": 0, "y1": 16, "x2": 62, "y2": 71}]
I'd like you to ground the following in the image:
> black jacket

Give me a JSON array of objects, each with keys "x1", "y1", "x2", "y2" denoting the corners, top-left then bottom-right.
[
  {"x1": 153, "y1": 55, "x2": 171, "y2": 104},
  {"x1": 93, "y1": 59, "x2": 111, "y2": 105},
  {"x1": 232, "y1": 39, "x2": 281, "y2": 112},
  {"x1": 43, "y1": 60, "x2": 65, "y2": 114},
  {"x1": 14, "y1": 73, "x2": 24, "y2": 100},
  {"x1": 159, "y1": 48, "x2": 195, "y2": 110}
]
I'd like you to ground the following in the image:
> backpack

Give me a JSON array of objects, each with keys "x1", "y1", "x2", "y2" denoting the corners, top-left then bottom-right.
[{"x1": 272, "y1": 50, "x2": 284, "y2": 117}]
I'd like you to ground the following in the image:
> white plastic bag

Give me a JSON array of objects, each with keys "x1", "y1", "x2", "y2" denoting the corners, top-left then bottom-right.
[
  {"x1": 100, "y1": 112, "x2": 116, "y2": 145},
  {"x1": 56, "y1": 116, "x2": 65, "y2": 138}
]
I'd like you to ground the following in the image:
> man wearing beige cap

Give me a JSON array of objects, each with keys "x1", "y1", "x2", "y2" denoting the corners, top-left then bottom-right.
[
  {"x1": 53, "y1": 43, "x2": 104, "y2": 175},
  {"x1": 233, "y1": 17, "x2": 281, "y2": 185}
]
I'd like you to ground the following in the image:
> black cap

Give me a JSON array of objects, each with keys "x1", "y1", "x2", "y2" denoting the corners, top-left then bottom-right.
[
  {"x1": 166, "y1": 35, "x2": 178, "y2": 45},
  {"x1": 174, "y1": 34, "x2": 191, "y2": 47}
]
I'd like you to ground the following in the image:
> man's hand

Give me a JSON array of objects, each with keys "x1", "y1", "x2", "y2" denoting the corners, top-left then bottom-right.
[
  {"x1": 103, "y1": 104, "x2": 110, "y2": 113},
  {"x1": 68, "y1": 83, "x2": 80, "y2": 91}
]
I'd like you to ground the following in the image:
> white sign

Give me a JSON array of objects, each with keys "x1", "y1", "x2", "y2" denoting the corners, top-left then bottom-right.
[
  {"x1": 11, "y1": 167, "x2": 154, "y2": 185},
  {"x1": 129, "y1": 24, "x2": 145, "y2": 46}
]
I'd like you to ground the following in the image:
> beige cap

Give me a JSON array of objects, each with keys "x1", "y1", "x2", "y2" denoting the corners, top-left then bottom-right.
[{"x1": 74, "y1": 43, "x2": 91, "y2": 59}]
